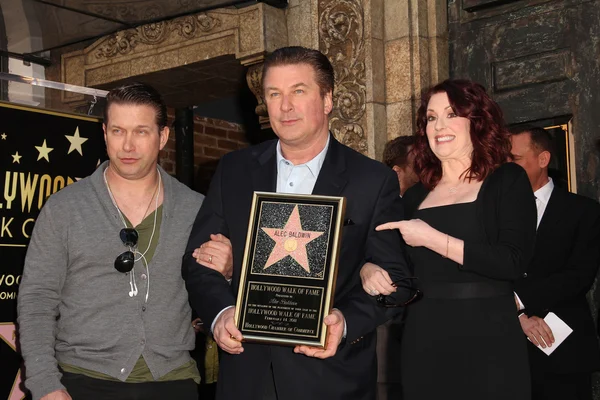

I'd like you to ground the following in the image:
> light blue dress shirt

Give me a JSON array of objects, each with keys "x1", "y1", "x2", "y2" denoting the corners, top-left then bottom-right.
[{"x1": 275, "y1": 135, "x2": 330, "y2": 194}]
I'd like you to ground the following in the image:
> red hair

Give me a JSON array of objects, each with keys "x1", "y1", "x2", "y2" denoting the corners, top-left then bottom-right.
[{"x1": 413, "y1": 79, "x2": 511, "y2": 189}]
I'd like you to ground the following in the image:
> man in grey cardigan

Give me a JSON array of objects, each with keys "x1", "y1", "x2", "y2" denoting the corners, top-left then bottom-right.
[{"x1": 17, "y1": 83, "x2": 205, "y2": 400}]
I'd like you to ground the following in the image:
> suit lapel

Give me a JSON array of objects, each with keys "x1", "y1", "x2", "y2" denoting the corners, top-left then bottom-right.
[
  {"x1": 536, "y1": 187, "x2": 566, "y2": 234},
  {"x1": 311, "y1": 135, "x2": 348, "y2": 197},
  {"x1": 251, "y1": 141, "x2": 278, "y2": 193}
]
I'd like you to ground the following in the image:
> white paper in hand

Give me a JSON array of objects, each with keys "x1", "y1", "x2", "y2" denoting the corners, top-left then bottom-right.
[{"x1": 536, "y1": 312, "x2": 573, "y2": 356}]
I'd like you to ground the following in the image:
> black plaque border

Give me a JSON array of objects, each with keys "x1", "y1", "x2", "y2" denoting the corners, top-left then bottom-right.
[{"x1": 234, "y1": 192, "x2": 345, "y2": 347}]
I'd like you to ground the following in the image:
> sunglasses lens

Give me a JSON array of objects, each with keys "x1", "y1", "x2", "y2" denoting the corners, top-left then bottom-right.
[
  {"x1": 120, "y1": 228, "x2": 138, "y2": 247},
  {"x1": 115, "y1": 251, "x2": 135, "y2": 273}
]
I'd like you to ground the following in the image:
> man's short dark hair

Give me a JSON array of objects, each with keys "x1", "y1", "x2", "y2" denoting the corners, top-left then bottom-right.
[
  {"x1": 262, "y1": 46, "x2": 335, "y2": 97},
  {"x1": 383, "y1": 136, "x2": 416, "y2": 168},
  {"x1": 510, "y1": 125, "x2": 554, "y2": 154},
  {"x1": 104, "y1": 82, "x2": 168, "y2": 130}
]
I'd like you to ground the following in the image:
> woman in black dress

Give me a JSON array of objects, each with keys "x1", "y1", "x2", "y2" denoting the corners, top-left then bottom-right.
[{"x1": 361, "y1": 79, "x2": 537, "y2": 399}]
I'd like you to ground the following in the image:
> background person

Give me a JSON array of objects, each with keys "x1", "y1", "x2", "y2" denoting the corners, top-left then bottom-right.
[
  {"x1": 511, "y1": 126, "x2": 600, "y2": 400},
  {"x1": 382, "y1": 135, "x2": 419, "y2": 197}
]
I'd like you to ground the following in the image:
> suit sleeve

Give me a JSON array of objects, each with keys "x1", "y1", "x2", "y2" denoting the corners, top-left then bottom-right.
[
  {"x1": 17, "y1": 202, "x2": 68, "y2": 399},
  {"x1": 463, "y1": 165, "x2": 537, "y2": 281},
  {"x1": 335, "y1": 170, "x2": 412, "y2": 342},
  {"x1": 182, "y1": 158, "x2": 236, "y2": 328},
  {"x1": 516, "y1": 200, "x2": 600, "y2": 316}
]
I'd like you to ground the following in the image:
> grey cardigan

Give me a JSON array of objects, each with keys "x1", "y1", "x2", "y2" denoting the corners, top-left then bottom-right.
[{"x1": 17, "y1": 162, "x2": 204, "y2": 399}]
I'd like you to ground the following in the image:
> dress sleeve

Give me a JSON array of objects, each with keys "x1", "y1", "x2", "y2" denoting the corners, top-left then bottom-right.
[{"x1": 462, "y1": 164, "x2": 537, "y2": 281}]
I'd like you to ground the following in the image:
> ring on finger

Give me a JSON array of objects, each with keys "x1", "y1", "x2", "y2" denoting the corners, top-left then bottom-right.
[{"x1": 208, "y1": 255, "x2": 213, "y2": 263}]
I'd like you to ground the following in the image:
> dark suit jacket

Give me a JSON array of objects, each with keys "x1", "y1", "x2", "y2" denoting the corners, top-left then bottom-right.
[
  {"x1": 182, "y1": 135, "x2": 411, "y2": 400},
  {"x1": 515, "y1": 186, "x2": 600, "y2": 374}
]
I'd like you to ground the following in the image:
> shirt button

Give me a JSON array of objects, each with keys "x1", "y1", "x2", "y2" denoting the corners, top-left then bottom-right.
[
  {"x1": 523, "y1": 273, "x2": 528, "y2": 278},
  {"x1": 120, "y1": 368, "x2": 126, "y2": 374},
  {"x1": 141, "y1": 274, "x2": 147, "y2": 280},
  {"x1": 142, "y1": 306, "x2": 146, "y2": 312},
  {"x1": 289, "y1": 182, "x2": 294, "y2": 187}
]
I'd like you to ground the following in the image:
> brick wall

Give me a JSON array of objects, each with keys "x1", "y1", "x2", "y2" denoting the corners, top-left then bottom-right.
[{"x1": 159, "y1": 113, "x2": 249, "y2": 193}]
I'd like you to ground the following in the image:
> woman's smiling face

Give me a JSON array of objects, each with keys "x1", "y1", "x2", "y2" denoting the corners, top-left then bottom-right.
[{"x1": 425, "y1": 91, "x2": 473, "y2": 162}]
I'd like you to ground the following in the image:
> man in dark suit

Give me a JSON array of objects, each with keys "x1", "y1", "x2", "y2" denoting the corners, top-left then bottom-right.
[
  {"x1": 511, "y1": 127, "x2": 600, "y2": 400},
  {"x1": 182, "y1": 46, "x2": 411, "y2": 400}
]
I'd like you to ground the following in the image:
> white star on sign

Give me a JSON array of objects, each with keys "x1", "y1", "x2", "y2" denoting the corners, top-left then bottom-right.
[
  {"x1": 35, "y1": 140, "x2": 54, "y2": 162},
  {"x1": 65, "y1": 127, "x2": 88, "y2": 156},
  {"x1": 11, "y1": 152, "x2": 22, "y2": 164}
]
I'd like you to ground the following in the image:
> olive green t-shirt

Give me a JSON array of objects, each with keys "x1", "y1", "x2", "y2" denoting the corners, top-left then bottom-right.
[{"x1": 60, "y1": 206, "x2": 200, "y2": 383}]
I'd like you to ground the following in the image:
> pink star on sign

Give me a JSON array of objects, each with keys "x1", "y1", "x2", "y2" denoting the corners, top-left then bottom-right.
[
  {"x1": 0, "y1": 324, "x2": 26, "y2": 400},
  {"x1": 261, "y1": 205, "x2": 324, "y2": 272}
]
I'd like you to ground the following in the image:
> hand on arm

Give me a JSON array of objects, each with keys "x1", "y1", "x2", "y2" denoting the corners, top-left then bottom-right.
[
  {"x1": 192, "y1": 317, "x2": 204, "y2": 334},
  {"x1": 339, "y1": 170, "x2": 410, "y2": 342},
  {"x1": 360, "y1": 262, "x2": 396, "y2": 296},
  {"x1": 192, "y1": 233, "x2": 233, "y2": 279},
  {"x1": 519, "y1": 314, "x2": 555, "y2": 348},
  {"x1": 183, "y1": 159, "x2": 237, "y2": 326},
  {"x1": 294, "y1": 309, "x2": 345, "y2": 359}
]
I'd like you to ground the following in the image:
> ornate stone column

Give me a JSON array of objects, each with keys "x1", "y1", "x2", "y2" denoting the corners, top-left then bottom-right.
[
  {"x1": 384, "y1": 0, "x2": 449, "y2": 143},
  {"x1": 311, "y1": 0, "x2": 449, "y2": 158}
]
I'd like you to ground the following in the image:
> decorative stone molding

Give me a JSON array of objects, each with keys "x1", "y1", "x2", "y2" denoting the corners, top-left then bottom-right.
[
  {"x1": 61, "y1": 3, "x2": 287, "y2": 104},
  {"x1": 319, "y1": 0, "x2": 368, "y2": 153},
  {"x1": 94, "y1": 14, "x2": 222, "y2": 60},
  {"x1": 245, "y1": 63, "x2": 270, "y2": 129}
]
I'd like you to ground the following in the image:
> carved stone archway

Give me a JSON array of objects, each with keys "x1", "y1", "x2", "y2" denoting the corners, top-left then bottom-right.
[
  {"x1": 60, "y1": 0, "x2": 448, "y2": 159},
  {"x1": 61, "y1": 3, "x2": 288, "y2": 106}
]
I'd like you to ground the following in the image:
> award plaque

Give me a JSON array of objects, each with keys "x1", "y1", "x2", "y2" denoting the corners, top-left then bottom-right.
[{"x1": 234, "y1": 192, "x2": 346, "y2": 348}]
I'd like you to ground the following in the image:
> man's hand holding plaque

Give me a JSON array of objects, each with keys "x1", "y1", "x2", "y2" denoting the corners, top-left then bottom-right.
[
  {"x1": 294, "y1": 309, "x2": 345, "y2": 359},
  {"x1": 213, "y1": 307, "x2": 244, "y2": 355}
]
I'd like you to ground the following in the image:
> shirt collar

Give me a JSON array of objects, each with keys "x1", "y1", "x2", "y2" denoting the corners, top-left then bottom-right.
[
  {"x1": 534, "y1": 177, "x2": 554, "y2": 205},
  {"x1": 276, "y1": 135, "x2": 330, "y2": 178}
]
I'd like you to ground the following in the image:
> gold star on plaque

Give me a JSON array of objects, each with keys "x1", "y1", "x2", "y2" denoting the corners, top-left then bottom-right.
[
  {"x1": 11, "y1": 152, "x2": 22, "y2": 164},
  {"x1": 35, "y1": 140, "x2": 54, "y2": 162},
  {"x1": 65, "y1": 127, "x2": 88, "y2": 156},
  {"x1": 1, "y1": 133, "x2": 6, "y2": 140}
]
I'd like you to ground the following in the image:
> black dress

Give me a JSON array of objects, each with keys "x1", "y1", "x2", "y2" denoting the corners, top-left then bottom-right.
[{"x1": 401, "y1": 201, "x2": 531, "y2": 400}]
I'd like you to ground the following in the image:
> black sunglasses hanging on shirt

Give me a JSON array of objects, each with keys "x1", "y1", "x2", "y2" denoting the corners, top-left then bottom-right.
[{"x1": 114, "y1": 228, "x2": 139, "y2": 273}]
